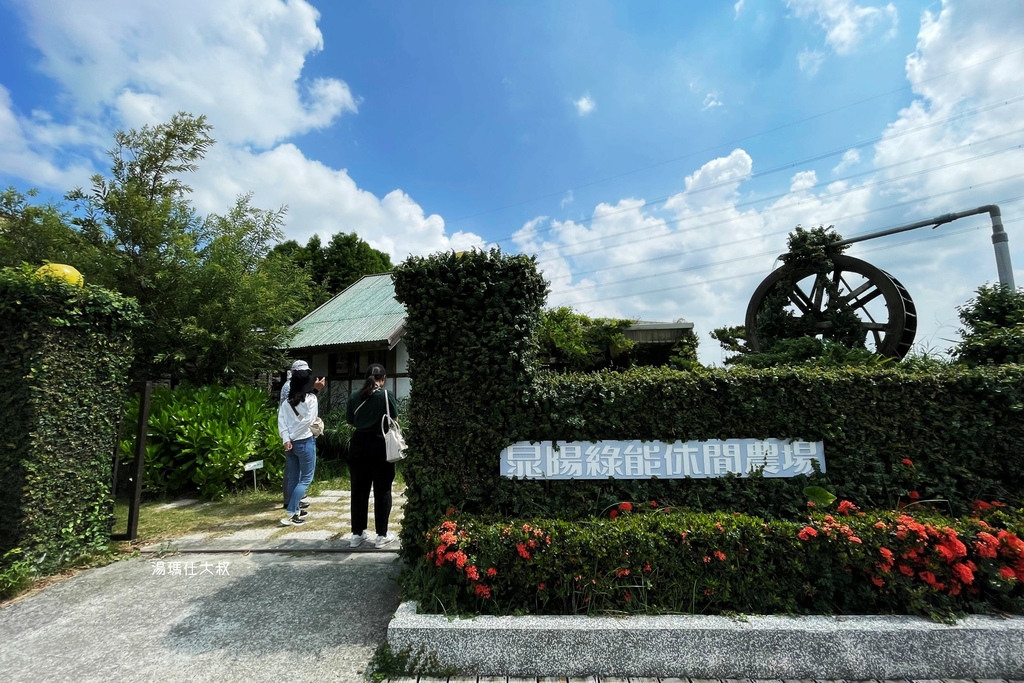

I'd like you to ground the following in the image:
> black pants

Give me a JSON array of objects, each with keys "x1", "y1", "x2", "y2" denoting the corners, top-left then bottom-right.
[{"x1": 349, "y1": 430, "x2": 396, "y2": 536}]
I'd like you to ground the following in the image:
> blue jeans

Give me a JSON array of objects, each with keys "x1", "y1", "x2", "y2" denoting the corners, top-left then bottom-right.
[{"x1": 284, "y1": 437, "x2": 316, "y2": 515}]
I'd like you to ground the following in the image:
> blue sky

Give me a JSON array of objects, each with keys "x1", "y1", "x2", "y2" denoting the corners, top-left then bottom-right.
[{"x1": 1, "y1": 0, "x2": 1022, "y2": 365}]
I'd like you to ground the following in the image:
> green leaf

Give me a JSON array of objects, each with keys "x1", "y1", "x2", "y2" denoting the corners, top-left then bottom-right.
[{"x1": 802, "y1": 486, "x2": 836, "y2": 507}]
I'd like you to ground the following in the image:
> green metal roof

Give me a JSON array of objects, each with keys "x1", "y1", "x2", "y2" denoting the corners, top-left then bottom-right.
[{"x1": 284, "y1": 273, "x2": 406, "y2": 351}]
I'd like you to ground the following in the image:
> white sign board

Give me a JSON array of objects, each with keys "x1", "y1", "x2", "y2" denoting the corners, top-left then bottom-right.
[
  {"x1": 499, "y1": 439, "x2": 824, "y2": 480},
  {"x1": 244, "y1": 460, "x2": 264, "y2": 472}
]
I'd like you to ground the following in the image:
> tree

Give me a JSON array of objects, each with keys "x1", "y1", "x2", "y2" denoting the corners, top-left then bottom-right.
[
  {"x1": 0, "y1": 188, "x2": 100, "y2": 271},
  {"x1": 952, "y1": 284, "x2": 1024, "y2": 366},
  {"x1": 61, "y1": 112, "x2": 312, "y2": 385},
  {"x1": 272, "y1": 231, "x2": 392, "y2": 308},
  {"x1": 536, "y1": 306, "x2": 635, "y2": 372}
]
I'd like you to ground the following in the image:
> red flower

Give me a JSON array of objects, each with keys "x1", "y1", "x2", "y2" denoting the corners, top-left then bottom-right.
[
  {"x1": 901, "y1": 458, "x2": 914, "y2": 466},
  {"x1": 897, "y1": 564, "x2": 915, "y2": 577},
  {"x1": 537, "y1": 582, "x2": 546, "y2": 591},
  {"x1": 650, "y1": 500, "x2": 658, "y2": 507},
  {"x1": 999, "y1": 566, "x2": 1016, "y2": 580},
  {"x1": 703, "y1": 555, "x2": 712, "y2": 563},
  {"x1": 879, "y1": 547, "x2": 894, "y2": 563},
  {"x1": 619, "y1": 502, "x2": 633, "y2": 512},
  {"x1": 806, "y1": 500, "x2": 816, "y2": 507},
  {"x1": 848, "y1": 536, "x2": 863, "y2": 544},
  {"x1": 873, "y1": 521, "x2": 887, "y2": 530},
  {"x1": 643, "y1": 561, "x2": 652, "y2": 573},
  {"x1": 623, "y1": 591, "x2": 632, "y2": 602},
  {"x1": 528, "y1": 540, "x2": 537, "y2": 549},
  {"x1": 907, "y1": 491, "x2": 921, "y2": 500},
  {"x1": 615, "y1": 568, "x2": 631, "y2": 578},
  {"x1": 486, "y1": 567, "x2": 497, "y2": 578},
  {"x1": 951, "y1": 562, "x2": 976, "y2": 585},
  {"x1": 466, "y1": 565, "x2": 480, "y2": 581},
  {"x1": 516, "y1": 543, "x2": 532, "y2": 560},
  {"x1": 871, "y1": 576, "x2": 885, "y2": 587},
  {"x1": 797, "y1": 526, "x2": 818, "y2": 541},
  {"x1": 474, "y1": 583, "x2": 491, "y2": 599},
  {"x1": 972, "y1": 500, "x2": 993, "y2": 513},
  {"x1": 836, "y1": 500, "x2": 858, "y2": 516},
  {"x1": 713, "y1": 550, "x2": 727, "y2": 561},
  {"x1": 919, "y1": 571, "x2": 944, "y2": 590},
  {"x1": 609, "y1": 509, "x2": 619, "y2": 519}
]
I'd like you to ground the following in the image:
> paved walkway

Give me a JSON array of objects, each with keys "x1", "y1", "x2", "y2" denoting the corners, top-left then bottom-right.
[{"x1": 142, "y1": 486, "x2": 406, "y2": 553}]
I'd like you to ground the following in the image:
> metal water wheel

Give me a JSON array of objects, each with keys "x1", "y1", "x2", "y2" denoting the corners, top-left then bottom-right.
[{"x1": 744, "y1": 254, "x2": 917, "y2": 359}]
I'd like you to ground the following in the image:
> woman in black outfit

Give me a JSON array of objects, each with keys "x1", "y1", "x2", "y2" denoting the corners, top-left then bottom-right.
[{"x1": 345, "y1": 363, "x2": 399, "y2": 549}]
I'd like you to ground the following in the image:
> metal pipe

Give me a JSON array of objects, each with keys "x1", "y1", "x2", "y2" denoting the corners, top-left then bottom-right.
[{"x1": 831, "y1": 205, "x2": 1015, "y2": 289}]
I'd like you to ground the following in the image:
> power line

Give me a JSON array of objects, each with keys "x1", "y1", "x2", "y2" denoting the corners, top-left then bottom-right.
[
  {"x1": 514, "y1": 105, "x2": 1024, "y2": 259},
  {"x1": 546, "y1": 194, "x2": 1024, "y2": 306},
  {"x1": 534, "y1": 143, "x2": 1024, "y2": 267},
  {"x1": 443, "y1": 47, "x2": 1024, "y2": 226}
]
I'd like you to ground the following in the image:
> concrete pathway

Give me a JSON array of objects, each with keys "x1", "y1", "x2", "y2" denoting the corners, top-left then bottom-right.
[
  {"x1": 142, "y1": 486, "x2": 406, "y2": 554},
  {"x1": 0, "y1": 551, "x2": 401, "y2": 683}
]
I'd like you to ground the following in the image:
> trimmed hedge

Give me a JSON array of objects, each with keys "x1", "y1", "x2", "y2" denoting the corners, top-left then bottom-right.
[
  {"x1": 392, "y1": 249, "x2": 547, "y2": 559},
  {"x1": 512, "y1": 365, "x2": 1024, "y2": 521},
  {"x1": 0, "y1": 267, "x2": 140, "y2": 569},
  {"x1": 393, "y1": 250, "x2": 1024, "y2": 618}
]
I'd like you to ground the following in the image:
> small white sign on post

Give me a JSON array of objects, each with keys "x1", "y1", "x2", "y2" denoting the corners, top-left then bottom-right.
[{"x1": 244, "y1": 460, "x2": 264, "y2": 491}]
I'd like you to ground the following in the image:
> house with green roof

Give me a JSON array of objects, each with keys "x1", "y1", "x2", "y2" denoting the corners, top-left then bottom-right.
[{"x1": 281, "y1": 272, "x2": 411, "y2": 401}]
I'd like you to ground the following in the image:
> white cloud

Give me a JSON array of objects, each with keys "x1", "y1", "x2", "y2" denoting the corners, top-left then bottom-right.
[
  {"x1": 797, "y1": 48, "x2": 826, "y2": 76},
  {"x1": 734, "y1": 0, "x2": 746, "y2": 18},
  {"x1": 786, "y1": 0, "x2": 898, "y2": 55},
  {"x1": 702, "y1": 93, "x2": 723, "y2": 110},
  {"x1": 13, "y1": 0, "x2": 357, "y2": 147},
  {"x1": 832, "y1": 149, "x2": 861, "y2": 174},
  {"x1": 0, "y1": 0, "x2": 479, "y2": 264},
  {"x1": 574, "y1": 94, "x2": 596, "y2": 116},
  {"x1": 561, "y1": 190, "x2": 574, "y2": 208}
]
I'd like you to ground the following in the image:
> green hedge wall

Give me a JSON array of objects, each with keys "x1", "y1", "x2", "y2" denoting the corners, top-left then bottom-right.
[
  {"x1": 512, "y1": 365, "x2": 1024, "y2": 521},
  {"x1": 392, "y1": 249, "x2": 547, "y2": 558},
  {"x1": 392, "y1": 252, "x2": 1024, "y2": 562},
  {"x1": 0, "y1": 267, "x2": 140, "y2": 569}
]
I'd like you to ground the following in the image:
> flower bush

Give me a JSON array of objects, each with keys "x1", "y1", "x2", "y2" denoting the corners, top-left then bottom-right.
[{"x1": 403, "y1": 500, "x2": 1024, "y2": 621}]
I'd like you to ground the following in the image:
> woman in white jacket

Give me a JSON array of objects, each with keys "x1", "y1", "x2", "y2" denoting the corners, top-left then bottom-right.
[{"x1": 278, "y1": 369, "x2": 318, "y2": 526}]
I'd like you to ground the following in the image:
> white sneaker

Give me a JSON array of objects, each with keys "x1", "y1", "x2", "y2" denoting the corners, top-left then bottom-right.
[
  {"x1": 374, "y1": 532, "x2": 398, "y2": 549},
  {"x1": 349, "y1": 531, "x2": 369, "y2": 548}
]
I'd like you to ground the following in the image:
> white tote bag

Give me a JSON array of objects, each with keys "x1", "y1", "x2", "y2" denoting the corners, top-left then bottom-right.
[{"x1": 381, "y1": 389, "x2": 407, "y2": 463}]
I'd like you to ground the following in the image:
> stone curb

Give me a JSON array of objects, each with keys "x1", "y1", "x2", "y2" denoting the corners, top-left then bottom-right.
[{"x1": 387, "y1": 601, "x2": 1024, "y2": 679}]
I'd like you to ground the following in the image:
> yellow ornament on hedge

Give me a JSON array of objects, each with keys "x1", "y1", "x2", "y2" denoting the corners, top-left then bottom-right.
[{"x1": 35, "y1": 263, "x2": 84, "y2": 287}]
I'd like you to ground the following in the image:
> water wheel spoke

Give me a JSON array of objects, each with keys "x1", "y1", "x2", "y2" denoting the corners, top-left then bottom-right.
[
  {"x1": 787, "y1": 284, "x2": 816, "y2": 315},
  {"x1": 838, "y1": 279, "x2": 884, "y2": 311},
  {"x1": 810, "y1": 274, "x2": 828, "y2": 311}
]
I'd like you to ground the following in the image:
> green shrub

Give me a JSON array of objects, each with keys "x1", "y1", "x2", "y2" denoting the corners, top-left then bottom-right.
[
  {"x1": 120, "y1": 385, "x2": 285, "y2": 499},
  {"x1": 0, "y1": 548, "x2": 38, "y2": 601},
  {"x1": 954, "y1": 284, "x2": 1024, "y2": 366},
  {"x1": 406, "y1": 501, "x2": 1024, "y2": 620}
]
